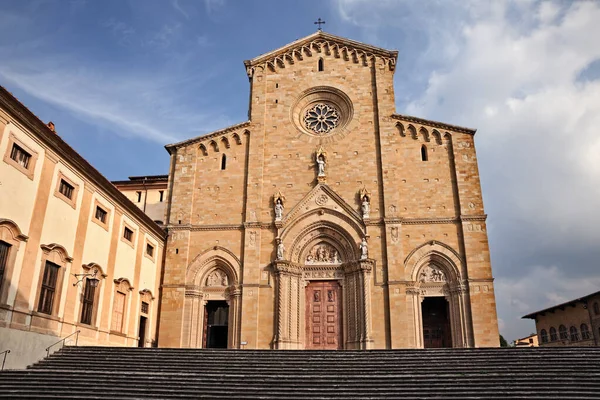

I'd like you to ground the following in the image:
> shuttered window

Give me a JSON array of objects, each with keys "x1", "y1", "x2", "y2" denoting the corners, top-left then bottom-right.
[
  {"x1": 0, "y1": 241, "x2": 11, "y2": 293},
  {"x1": 111, "y1": 291, "x2": 126, "y2": 332},
  {"x1": 80, "y1": 279, "x2": 96, "y2": 325},
  {"x1": 38, "y1": 262, "x2": 60, "y2": 314}
]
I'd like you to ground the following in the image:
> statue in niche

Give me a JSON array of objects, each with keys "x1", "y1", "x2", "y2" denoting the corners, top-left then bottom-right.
[
  {"x1": 206, "y1": 270, "x2": 228, "y2": 287},
  {"x1": 274, "y1": 198, "x2": 284, "y2": 221},
  {"x1": 359, "y1": 238, "x2": 368, "y2": 260},
  {"x1": 276, "y1": 239, "x2": 285, "y2": 260},
  {"x1": 418, "y1": 266, "x2": 447, "y2": 283},
  {"x1": 315, "y1": 146, "x2": 327, "y2": 178},
  {"x1": 361, "y1": 195, "x2": 370, "y2": 219},
  {"x1": 305, "y1": 243, "x2": 342, "y2": 264},
  {"x1": 316, "y1": 154, "x2": 326, "y2": 176}
]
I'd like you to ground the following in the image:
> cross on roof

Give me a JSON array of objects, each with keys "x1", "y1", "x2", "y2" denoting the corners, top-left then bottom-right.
[{"x1": 314, "y1": 18, "x2": 326, "y2": 31}]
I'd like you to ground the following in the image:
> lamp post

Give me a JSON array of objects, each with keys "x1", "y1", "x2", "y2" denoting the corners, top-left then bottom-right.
[{"x1": 72, "y1": 268, "x2": 100, "y2": 288}]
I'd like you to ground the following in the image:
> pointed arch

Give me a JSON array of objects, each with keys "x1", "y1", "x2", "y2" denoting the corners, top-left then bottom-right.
[
  {"x1": 231, "y1": 133, "x2": 242, "y2": 145},
  {"x1": 318, "y1": 57, "x2": 324, "y2": 72},
  {"x1": 209, "y1": 140, "x2": 219, "y2": 152},
  {"x1": 199, "y1": 143, "x2": 208, "y2": 156},
  {"x1": 221, "y1": 154, "x2": 227, "y2": 170},
  {"x1": 419, "y1": 127, "x2": 430, "y2": 142},
  {"x1": 220, "y1": 136, "x2": 230, "y2": 149},
  {"x1": 405, "y1": 240, "x2": 463, "y2": 283},
  {"x1": 407, "y1": 124, "x2": 418, "y2": 139},
  {"x1": 396, "y1": 122, "x2": 405, "y2": 137},
  {"x1": 186, "y1": 246, "x2": 241, "y2": 286},
  {"x1": 421, "y1": 145, "x2": 428, "y2": 161},
  {"x1": 432, "y1": 129, "x2": 442, "y2": 145}
]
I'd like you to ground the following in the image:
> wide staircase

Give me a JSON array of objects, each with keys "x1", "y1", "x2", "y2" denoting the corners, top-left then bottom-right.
[{"x1": 1, "y1": 346, "x2": 600, "y2": 399}]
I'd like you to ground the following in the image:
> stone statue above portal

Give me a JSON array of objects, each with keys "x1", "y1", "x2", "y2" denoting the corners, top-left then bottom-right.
[
  {"x1": 359, "y1": 187, "x2": 371, "y2": 219},
  {"x1": 273, "y1": 191, "x2": 286, "y2": 221},
  {"x1": 360, "y1": 238, "x2": 368, "y2": 260},
  {"x1": 315, "y1": 146, "x2": 328, "y2": 180}
]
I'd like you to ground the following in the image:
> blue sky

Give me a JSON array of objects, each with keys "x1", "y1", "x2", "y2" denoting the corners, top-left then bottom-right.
[{"x1": 2, "y1": 0, "x2": 600, "y2": 343}]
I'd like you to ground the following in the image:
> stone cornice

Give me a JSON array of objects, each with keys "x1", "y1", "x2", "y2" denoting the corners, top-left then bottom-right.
[
  {"x1": 244, "y1": 31, "x2": 398, "y2": 77},
  {"x1": 391, "y1": 114, "x2": 476, "y2": 136},
  {"x1": 460, "y1": 214, "x2": 488, "y2": 222},
  {"x1": 165, "y1": 121, "x2": 250, "y2": 153}
]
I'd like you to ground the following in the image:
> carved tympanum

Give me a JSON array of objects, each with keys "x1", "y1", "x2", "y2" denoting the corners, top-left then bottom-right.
[
  {"x1": 418, "y1": 265, "x2": 447, "y2": 283},
  {"x1": 205, "y1": 269, "x2": 228, "y2": 286},
  {"x1": 305, "y1": 243, "x2": 342, "y2": 264}
]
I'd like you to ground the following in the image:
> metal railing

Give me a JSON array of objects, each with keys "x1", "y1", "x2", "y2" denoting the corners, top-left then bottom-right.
[
  {"x1": 45, "y1": 330, "x2": 80, "y2": 357},
  {"x1": 1, "y1": 350, "x2": 9, "y2": 371}
]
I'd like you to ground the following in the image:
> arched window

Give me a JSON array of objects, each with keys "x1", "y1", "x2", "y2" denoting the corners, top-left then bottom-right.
[
  {"x1": 569, "y1": 326, "x2": 579, "y2": 341},
  {"x1": 594, "y1": 302, "x2": 600, "y2": 315},
  {"x1": 559, "y1": 325, "x2": 568, "y2": 340},
  {"x1": 540, "y1": 329, "x2": 548, "y2": 343},
  {"x1": 581, "y1": 324, "x2": 591, "y2": 340},
  {"x1": 318, "y1": 58, "x2": 324, "y2": 72},
  {"x1": 421, "y1": 145, "x2": 428, "y2": 161},
  {"x1": 549, "y1": 327, "x2": 557, "y2": 341},
  {"x1": 221, "y1": 154, "x2": 226, "y2": 170}
]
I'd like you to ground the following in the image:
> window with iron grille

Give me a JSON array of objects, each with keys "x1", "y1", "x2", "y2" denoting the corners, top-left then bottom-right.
[
  {"x1": 559, "y1": 325, "x2": 568, "y2": 340},
  {"x1": 123, "y1": 227, "x2": 133, "y2": 242},
  {"x1": 569, "y1": 326, "x2": 579, "y2": 341},
  {"x1": 111, "y1": 291, "x2": 126, "y2": 332},
  {"x1": 59, "y1": 179, "x2": 74, "y2": 200},
  {"x1": 540, "y1": 329, "x2": 548, "y2": 343},
  {"x1": 0, "y1": 241, "x2": 11, "y2": 294},
  {"x1": 95, "y1": 206, "x2": 107, "y2": 223},
  {"x1": 10, "y1": 144, "x2": 31, "y2": 169},
  {"x1": 581, "y1": 324, "x2": 591, "y2": 340},
  {"x1": 146, "y1": 243, "x2": 154, "y2": 257},
  {"x1": 80, "y1": 278, "x2": 96, "y2": 325},
  {"x1": 141, "y1": 301, "x2": 149, "y2": 314},
  {"x1": 38, "y1": 261, "x2": 60, "y2": 314},
  {"x1": 549, "y1": 327, "x2": 558, "y2": 341}
]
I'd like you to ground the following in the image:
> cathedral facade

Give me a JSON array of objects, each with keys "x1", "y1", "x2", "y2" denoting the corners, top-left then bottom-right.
[{"x1": 158, "y1": 32, "x2": 499, "y2": 350}]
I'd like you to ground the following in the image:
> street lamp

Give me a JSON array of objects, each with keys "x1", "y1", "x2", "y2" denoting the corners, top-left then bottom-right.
[{"x1": 72, "y1": 268, "x2": 100, "y2": 288}]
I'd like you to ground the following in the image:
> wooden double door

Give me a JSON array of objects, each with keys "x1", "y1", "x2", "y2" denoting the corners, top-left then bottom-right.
[{"x1": 305, "y1": 281, "x2": 342, "y2": 349}]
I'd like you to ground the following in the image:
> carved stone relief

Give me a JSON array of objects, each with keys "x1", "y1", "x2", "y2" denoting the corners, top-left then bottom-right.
[
  {"x1": 205, "y1": 269, "x2": 228, "y2": 287},
  {"x1": 418, "y1": 265, "x2": 447, "y2": 283},
  {"x1": 305, "y1": 242, "x2": 342, "y2": 264}
]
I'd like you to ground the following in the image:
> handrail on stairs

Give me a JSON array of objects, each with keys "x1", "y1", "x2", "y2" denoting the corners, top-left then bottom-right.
[
  {"x1": 45, "y1": 330, "x2": 80, "y2": 357},
  {"x1": 0, "y1": 349, "x2": 9, "y2": 371}
]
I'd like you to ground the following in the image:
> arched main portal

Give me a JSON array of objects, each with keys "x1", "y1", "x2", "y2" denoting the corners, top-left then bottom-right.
[
  {"x1": 183, "y1": 247, "x2": 241, "y2": 349},
  {"x1": 273, "y1": 217, "x2": 374, "y2": 350}
]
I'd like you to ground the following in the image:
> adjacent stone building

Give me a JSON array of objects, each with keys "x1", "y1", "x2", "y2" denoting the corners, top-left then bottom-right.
[
  {"x1": 523, "y1": 291, "x2": 600, "y2": 347},
  {"x1": 112, "y1": 175, "x2": 169, "y2": 226},
  {"x1": 158, "y1": 31, "x2": 499, "y2": 350},
  {"x1": 0, "y1": 87, "x2": 166, "y2": 369}
]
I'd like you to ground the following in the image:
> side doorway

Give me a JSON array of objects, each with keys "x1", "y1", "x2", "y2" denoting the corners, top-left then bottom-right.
[
  {"x1": 422, "y1": 297, "x2": 452, "y2": 348},
  {"x1": 203, "y1": 300, "x2": 229, "y2": 348}
]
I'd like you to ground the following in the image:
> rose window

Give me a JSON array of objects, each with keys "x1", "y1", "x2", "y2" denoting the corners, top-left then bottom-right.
[{"x1": 304, "y1": 103, "x2": 340, "y2": 134}]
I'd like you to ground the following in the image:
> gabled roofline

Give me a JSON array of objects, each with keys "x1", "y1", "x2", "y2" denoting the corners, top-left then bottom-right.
[
  {"x1": 392, "y1": 114, "x2": 477, "y2": 135},
  {"x1": 522, "y1": 290, "x2": 600, "y2": 319},
  {"x1": 0, "y1": 86, "x2": 167, "y2": 241},
  {"x1": 244, "y1": 31, "x2": 398, "y2": 68},
  {"x1": 164, "y1": 121, "x2": 250, "y2": 154}
]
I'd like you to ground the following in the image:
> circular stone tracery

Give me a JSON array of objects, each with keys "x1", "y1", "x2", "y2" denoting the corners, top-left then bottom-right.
[{"x1": 304, "y1": 103, "x2": 340, "y2": 134}]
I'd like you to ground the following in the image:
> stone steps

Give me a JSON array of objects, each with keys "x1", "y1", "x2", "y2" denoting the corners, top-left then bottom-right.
[{"x1": 0, "y1": 346, "x2": 598, "y2": 399}]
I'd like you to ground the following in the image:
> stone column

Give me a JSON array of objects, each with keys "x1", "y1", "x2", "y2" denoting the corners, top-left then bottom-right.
[{"x1": 273, "y1": 261, "x2": 302, "y2": 349}]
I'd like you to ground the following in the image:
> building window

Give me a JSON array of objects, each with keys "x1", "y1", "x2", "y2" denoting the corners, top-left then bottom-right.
[
  {"x1": 141, "y1": 301, "x2": 149, "y2": 314},
  {"x1": 146, "y1": 243, "x2": 154, "y2": 258},
  {"x1": 581, "y1": 324, "x2": 591, "y2": 340},
  {"x1": 559, "y1": 325, "x2": 568, "y2": 340},
  {"x1": 123, "y1": 227, "x2": 133, "y2": 242},
  {"x1": 318, "y1": 58, "x2": 324, "y2": 72},
  {"x1": 37, "y1": 261, "x2": 60, "y2": 315},
  {"x1": 0, "y1": 241, "x2": 10, "y2": 295},
  {"x1": 3, "y1": 133, "x2": 39, "y2": 180},
  {"x1": 111, "y1": 291, "x2": 126, "y2": 332},
  {"x1": 136, "y1": 191, "x2": 142, "y2": 202},
  {"x1": 594, "y1": 302, "x2": 599, "y2": 316},
  {"x1": 421, "y1": 145, "x2": 428, "y2": 161},
  {"x1": 549, "y1": 327, "x2": 557, "y2": 341},
  {"x1": 10, "y1": 143, "x2": 31, "y2": 169},
  {"x1": 159, "y1": 190, "x2": 164, "y2": 202},
  {"x1": 569, "y1": 326, "x2": 579, "y2": 341},
  {"x1": 540, "y1": 329, "x2": 548, "y2": 343},
  {"x1": 221, "y1": 154, "x2": 226, "y2": 170},
  {"x1": 95, "y1": 206, "x2": 107, "y2": 224},
  {"x1": 80, "y1": 278, "x2": 96, "y2": 325},
  {"x1": 59, "y1": 179, "x2": 74, "y2": 200}
]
